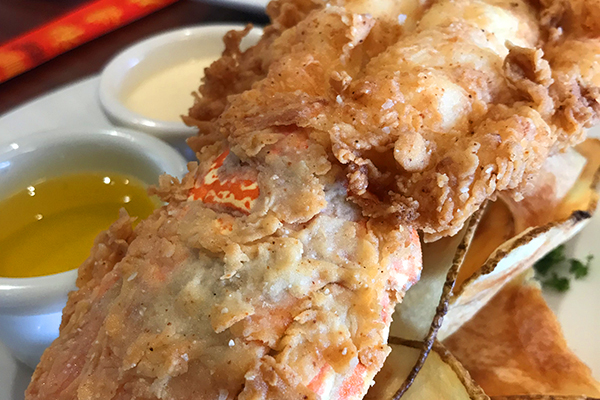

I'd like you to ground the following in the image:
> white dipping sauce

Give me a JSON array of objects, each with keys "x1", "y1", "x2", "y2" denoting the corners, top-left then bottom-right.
[{"x1": 124, "y1": 58, "x2": 214, "y2": 122}]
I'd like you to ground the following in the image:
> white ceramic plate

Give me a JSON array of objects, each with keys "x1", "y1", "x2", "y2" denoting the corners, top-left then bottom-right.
[{"x1": 543, "y1": 214, "x2": 600, "y2": 378}]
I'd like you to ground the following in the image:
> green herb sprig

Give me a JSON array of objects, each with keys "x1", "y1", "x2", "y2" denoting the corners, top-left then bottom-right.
[{"x1": 533, "y1": 245, "x2": 593, "y2": 292}]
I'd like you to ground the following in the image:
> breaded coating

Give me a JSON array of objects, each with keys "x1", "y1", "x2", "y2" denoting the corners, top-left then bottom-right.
[
  {"x1": 26, "y1": 133, "x2": 422, "y2": 400},
  {"x1": 187, "y1": 0, "x2": 600, "y2": 240}
]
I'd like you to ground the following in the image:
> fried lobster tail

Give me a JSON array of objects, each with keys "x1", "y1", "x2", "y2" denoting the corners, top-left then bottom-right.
[
  {"x1": 26, "y1": 0, "x2": 600, "y2": 398},
  {"x1": 25, "y1": 10, "x2": 423, "y2": 399},
  {"x1": 191, "y1": 0, "x2": 600, "y2": 241},
  {"x1": 25, "y1": 150, "x2": 421, "y2": 399}
]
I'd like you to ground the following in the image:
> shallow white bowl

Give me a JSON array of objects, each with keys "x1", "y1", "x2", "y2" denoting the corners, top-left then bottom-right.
[
  {"x1": 98, "y1": 24, "x2": 262, "y2": 155},
  {"x1": 0, "y1": 127, "x2": 188, "y2": 369}
]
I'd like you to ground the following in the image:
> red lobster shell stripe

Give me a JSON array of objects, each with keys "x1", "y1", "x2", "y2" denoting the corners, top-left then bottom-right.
[{"x1": 189, "y1": 149, "x2": 260, "y2": 214}]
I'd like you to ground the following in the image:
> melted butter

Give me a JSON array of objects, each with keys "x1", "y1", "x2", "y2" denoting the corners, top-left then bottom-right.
[
  {"x1": 0, "y1": 172, "x2": 158, "y2": 278},
  {"x1": 123, "y1": 58, "x2": 214, "y2": 122}
]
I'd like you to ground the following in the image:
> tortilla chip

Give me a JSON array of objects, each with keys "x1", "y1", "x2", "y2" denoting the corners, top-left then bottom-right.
[
  {"x1": 385, "y1": 214, "x2": 481, "y2": 396},
  {"x1": 440, "y1": 140, "x2": 600, "y2": 338},
  {"x1": 365, "y1": 339, "x2": 488, "y2": 400},
  {"x1": 491, "y1": 396, "x2": 599, "y2": 399},
  {"x1": 444, "y1": 273, "x2": 600, "y2": 397}
]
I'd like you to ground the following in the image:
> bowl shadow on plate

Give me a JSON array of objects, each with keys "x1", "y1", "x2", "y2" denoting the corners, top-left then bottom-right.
[{"x1": 12, "y1": 357, "x2": 32, "y2": 400}]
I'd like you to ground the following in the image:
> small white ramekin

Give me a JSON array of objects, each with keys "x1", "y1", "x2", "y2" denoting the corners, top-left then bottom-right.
[
  {"x1": 0, "y1": 127, "x2": 188, "y2": 369},
  {"x1": 98, "y1": 24, "x2": 262, "y2": 155}
]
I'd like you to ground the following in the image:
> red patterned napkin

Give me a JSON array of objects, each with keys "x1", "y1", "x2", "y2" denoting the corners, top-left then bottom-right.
[{"x1": 0, "y1": 0, "x2": 179, "y2": 84}]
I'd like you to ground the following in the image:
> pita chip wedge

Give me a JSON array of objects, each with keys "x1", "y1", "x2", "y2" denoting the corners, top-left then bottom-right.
[
  {"x1": 444, "y1": 272, "x2": 600, "y2": 398},
  {"x1": 439, "y1": 139, "x2": 600, "y2": 339},
  {"x1": 491, "y1": 396, "x2": 599, "y2": 400},
  {"x1": 369, "y1": 212, "x2": 483, "y2": 398},
  {"x1": 365, "y1": 339, "x2": 489, "y2": 400},
  {"x1": 366, "y1": 273, "x2": 599, "y2": 400},
  {"x1": 357, "y1": 138, "x2": 600, "y2": 398}
]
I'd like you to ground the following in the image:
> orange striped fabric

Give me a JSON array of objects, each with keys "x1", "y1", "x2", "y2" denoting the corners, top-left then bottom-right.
[{"x1": 0, "y1": 0, "x2": 179, "y2": 83}]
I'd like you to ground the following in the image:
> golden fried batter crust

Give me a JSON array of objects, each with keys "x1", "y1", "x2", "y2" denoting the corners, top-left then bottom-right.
[
  {"x1": 26, "y1": 134, "x2": 422, "y2": 400},
  {"x1": 187, "y1": 0, "x2": 600, "y2": 240}
]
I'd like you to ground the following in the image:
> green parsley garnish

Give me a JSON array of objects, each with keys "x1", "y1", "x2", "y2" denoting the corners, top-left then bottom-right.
[
  {"x1": 534, "y1": 245, "x2": 566, "y2": 276},
  {"x1": 543, "y1": 272, "x2": 570, "y2": 292},
  {"x1": 569, "y1": 255, "x2": 594, "y2": 279},
  {"x1": 533, "y1": 246, "x2": 593, "y2": 292}
]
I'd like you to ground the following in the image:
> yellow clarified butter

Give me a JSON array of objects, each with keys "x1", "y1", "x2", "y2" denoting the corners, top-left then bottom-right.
[{"x1": 0, "y1": 172, "x2": 159, "y2": 278}]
